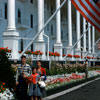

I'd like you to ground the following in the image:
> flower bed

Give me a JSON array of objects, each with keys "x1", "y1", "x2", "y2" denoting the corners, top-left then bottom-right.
[
  {"x1": 45, "y1": 70, "x2": 100, "y2": 91},
  {"x1": 45, "y1": 73, "x2": 84, "y2": 90}
]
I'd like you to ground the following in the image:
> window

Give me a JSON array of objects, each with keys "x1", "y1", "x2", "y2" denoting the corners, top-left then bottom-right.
[
  {"x1": 21, "y1": 39, "x2": 23, "y2": 51},
  {"x1": 5, "y1": 3, "x2": 7, "y2": 19},
  {"x1": 47, "y1": 24, "x2": 49, "y2": 31},
  {"x1": 51, "y1": 25, "x2": 53, "y2": 35},
  {"x1": 18, "y1": 9, "x2": 21, "y2": 23},
  {"x1": 61, "y1": 30, "x2": 63, "y2": 39},
  {"x1": 30, "y1": 14, "x2": 33, "y2": 28},
  {"x1": 31, "y1": 43, "x2": 33, "y2": 51},
  {"x1": 61, "y1": 13, "x2": 63, "y2": 21},
  {"x1": 30, "y1": 0, "x2": 33, "y2": 4},
  {"x1": 51, "y1": 5, "x2": 53, "y2": 15},
  {"x1": 47, "y1": 3, "x2": 49, "y2": 10}
]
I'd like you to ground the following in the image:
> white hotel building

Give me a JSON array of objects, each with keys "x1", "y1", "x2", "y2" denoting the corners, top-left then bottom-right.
[{"x1": 0, "y1": 0, "x2": 99, "y2": 61}]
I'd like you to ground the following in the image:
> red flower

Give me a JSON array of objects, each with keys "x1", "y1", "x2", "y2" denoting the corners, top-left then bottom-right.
[
  {"x1": 18, "y1": 51, "x2": 22, "y2": 53},
  {"x1": 67, "y1": 54, "x2": 73, "y2": 58},
  {"x1": 2, "y1": 83, "x2": 5, "y2": 86},
  {"x1": 86, "y1": 56, "x2": 92, "y2": 59},
  {"x1": 0, "y1": 47, "x2": 11, "y2": 53},
  {"x1": 25, "y1": 50, "x2": 32, "y2": 55},
  {"x1": 63, "y1": 54, "x2": 66, "y2": 57},
  {"x1": 2, "y1": 88, "x2": 5, "y2": 91},
  {"x1": 73, "y1": 55, "x2": 80, "y2": 58},
  {"x1": 49, "y1": 52, "x2": 54, "y2": 56},
  {"x1": 54, "y1": 52, "x2": 60, "y2": 57}
]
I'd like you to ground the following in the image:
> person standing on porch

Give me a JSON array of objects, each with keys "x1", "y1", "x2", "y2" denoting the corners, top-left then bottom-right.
[{"x1": 16, "y1": 55, "x2": 32, "y2": 100}]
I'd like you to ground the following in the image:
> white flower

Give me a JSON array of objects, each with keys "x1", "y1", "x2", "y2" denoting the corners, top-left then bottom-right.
[{"x1": 0, "y1": 88, "x2": 14, "y2": 100}]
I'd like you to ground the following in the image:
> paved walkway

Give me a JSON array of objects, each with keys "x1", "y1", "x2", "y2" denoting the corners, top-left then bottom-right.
[{"x1": 51, "y1": 79, "x2": 100, "y2": 100}]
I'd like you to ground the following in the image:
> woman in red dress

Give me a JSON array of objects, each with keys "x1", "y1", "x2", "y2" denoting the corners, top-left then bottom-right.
[{"x1": 37, "y1": 61, "x2": 46, "y2": 100}]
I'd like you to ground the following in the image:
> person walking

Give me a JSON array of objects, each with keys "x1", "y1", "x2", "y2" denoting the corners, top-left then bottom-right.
[{"x1": 16, "y1": 55, "x2": 32, "y2": 100}]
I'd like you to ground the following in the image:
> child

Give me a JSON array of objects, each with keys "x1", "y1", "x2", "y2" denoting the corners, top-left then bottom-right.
[{"x1": 28, "y1": 67, "x2": 41, "y2": 100}]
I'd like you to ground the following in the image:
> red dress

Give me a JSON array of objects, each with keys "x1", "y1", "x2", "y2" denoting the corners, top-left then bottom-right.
[
  {"x1": 31, "y1": 73, "x2": 39, "y2": 84},
  {"x1": 40, "y1": 67, "x2": 46, "y2": 76},
  {"x1": 27, "y1": 73, "x2": 39, "y2": 84}
]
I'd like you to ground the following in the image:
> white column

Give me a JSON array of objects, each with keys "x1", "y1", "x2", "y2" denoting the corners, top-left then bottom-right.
[
  {"x1": 7, "y1": 0, "x2": 16, "y2": 30},
  {"x1": 3, "y1": 0, "x2": 19, "y2": 60},
  {"x1": 66, "y1": 0, "x2": 73, "y2": 55},
  {"x1": 56, "y1": 0, "x2": 61, "y2": 44},
  {"x1": 68, "y1": 0, "x2": 72, "y2": 47},
  {"x1": 76, "y1": 11, "x2": 81, "y2": 49},
  {"x1": 37, "y1": 0, "x2": 44, "y2": 42},
  {"x1": 92, "y1": 26, "x2": 95, "y2": 54},
  {"x1": 54, "y1": 0, "x2": 63, "y2": 60},
  {"x1": 35, "y1": 0, "x2": 45, "y2": 59},
  {"x1": 75, "y1": 11, "x2": 81, "y2": 55},
  {"x1": 88, "y1": 22, "x2": 91, "y2": 54},
  {"x1": 83, "y1": 18, "x2": 86, "y2": 53}
]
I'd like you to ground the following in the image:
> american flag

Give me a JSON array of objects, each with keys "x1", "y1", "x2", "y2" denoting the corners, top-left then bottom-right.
[
  {"x1": 97, "y1": 40, "x2": 100, "y2": 50},
  {"x1": 71, "y1": 0, "x2": 100, "y2": 32}
]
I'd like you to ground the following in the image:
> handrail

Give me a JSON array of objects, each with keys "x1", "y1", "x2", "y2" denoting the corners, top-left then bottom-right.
[
  {"x1": 84, "y1": 37, "x2": 100, "y2": 57},
  {"x1": 64, "y1": 26, "x2": 90, "y2": 59},
  {"x1": 18, "y1": 0, "x2": 67, "y2": 59}
]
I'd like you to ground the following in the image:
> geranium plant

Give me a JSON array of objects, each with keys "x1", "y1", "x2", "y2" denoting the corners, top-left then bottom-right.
[
  {"x1": 54, "y1": 52, "x2": 60, "y2": 57},
  {"x1": 0, "y1": 82, "x2": 6, "y2": 93},
  {"x1": 67, "y1": 54, "x2": 73, "y2": 58},
  {"x1": 73, "y1": 55, "x2": 80, "y2": 58},
  {"x1": 49, "y1": 52, "x2": 54, "y2": 56},
  {"x1": 0, "y1": 47, "x2": 11, "y2": 53}
]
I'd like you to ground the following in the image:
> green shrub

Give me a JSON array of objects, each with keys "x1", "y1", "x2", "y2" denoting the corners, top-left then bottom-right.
[
  {"x1": 0, "y1": 50, "x2": 15, "y2": 88},
  {"x1": 46, "y1": 62, "x2": 85, "y2": 76}
]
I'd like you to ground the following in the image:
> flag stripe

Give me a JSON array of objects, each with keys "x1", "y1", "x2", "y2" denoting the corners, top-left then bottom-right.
[
  {"x1": 90, "y1": 0, "x2": 100, "y2": 12},
  {"x1": 71, "y1": 0, "x2": 100, "y2": 32},
  {"x1": 71, "y1": 0, "x2": 100, "y2": 31},
  {"x1": 87, "y1": 0, "x2": 100, "y2": 16},
  {"x1": 75, "y1": 0, "x2": 100, "y2": 27},
  {"x1": 80, "y1": 0, "x2": 100, "y2": 23},
  {"x1": 97, "y1": 1, "x2": 100, "y2": 8}
]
